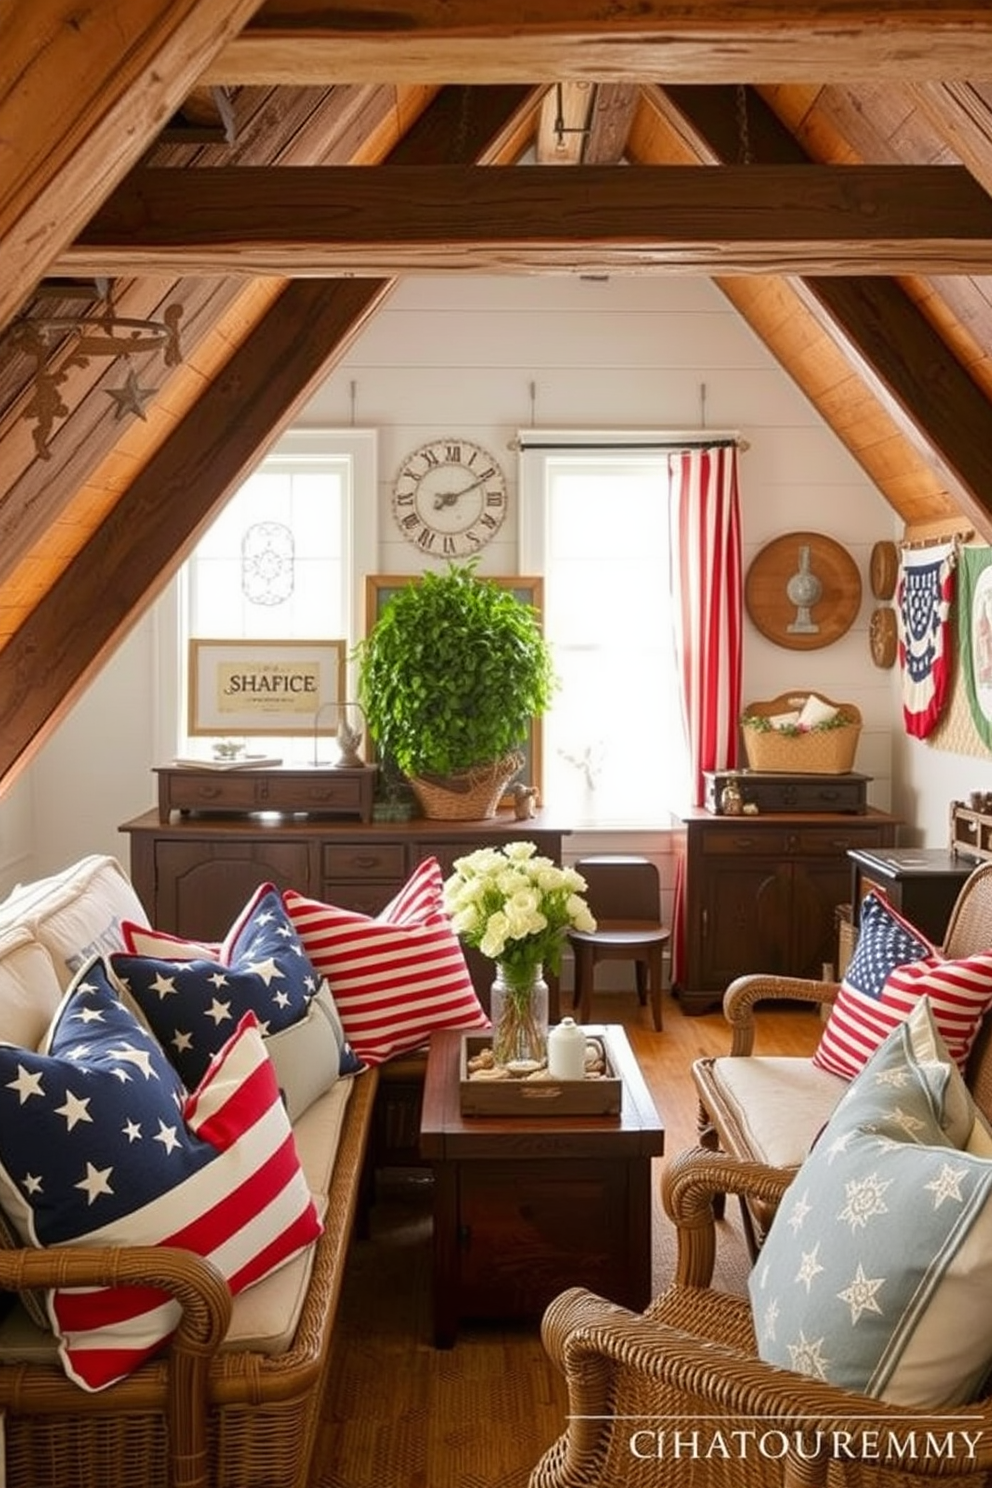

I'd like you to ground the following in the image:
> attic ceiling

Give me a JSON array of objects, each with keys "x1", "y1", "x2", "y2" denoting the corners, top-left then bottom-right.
[{"x1": 2, "y1": 2, "x2": 992, "y2": 791}]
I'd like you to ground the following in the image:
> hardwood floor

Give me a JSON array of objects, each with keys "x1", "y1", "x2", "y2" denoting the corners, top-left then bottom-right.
[{"x1": 314, "y1": 985, "x2": 824, "y2": 1488}]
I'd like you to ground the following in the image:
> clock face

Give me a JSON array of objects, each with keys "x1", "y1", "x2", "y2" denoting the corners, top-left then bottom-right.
[{"x1": 392, "y1": 438, "x2": 507, "y2": 556}]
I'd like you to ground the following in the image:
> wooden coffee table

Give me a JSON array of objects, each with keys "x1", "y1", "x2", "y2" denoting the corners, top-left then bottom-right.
[{"x1": 419, "y1": 1024, "x2": 664, "y2": 1347}]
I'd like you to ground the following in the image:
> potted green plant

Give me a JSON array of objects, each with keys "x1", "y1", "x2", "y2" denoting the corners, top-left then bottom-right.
[{"x1": 355, "y1": 561, "x2": 556, "y2": 819}]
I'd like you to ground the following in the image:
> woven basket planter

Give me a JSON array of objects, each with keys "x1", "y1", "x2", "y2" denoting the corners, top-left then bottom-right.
[
  {"x1": 741, "y1": 693, "x2": 862, "y2": 775},
  {"x1": 410, "y1": 750, "x2": 525, "y2": 820}
]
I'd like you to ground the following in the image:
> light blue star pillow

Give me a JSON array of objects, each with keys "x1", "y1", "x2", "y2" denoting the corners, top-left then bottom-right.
[{"x1": 750, "y1": 996, "x2": 992, "y2": 1407}]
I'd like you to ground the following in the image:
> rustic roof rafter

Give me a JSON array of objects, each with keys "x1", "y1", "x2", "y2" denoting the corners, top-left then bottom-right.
[{"x1": 62, "y1": 163, "x2": 992, "y2": 278}]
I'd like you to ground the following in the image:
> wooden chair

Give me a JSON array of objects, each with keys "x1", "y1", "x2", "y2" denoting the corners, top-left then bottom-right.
[
  {"x1": 568, "y1": 855, "x2": 669, "y2": 1031},
  {"x1": 692, "y1": 860, "x2": 992, "y2": 1271}
]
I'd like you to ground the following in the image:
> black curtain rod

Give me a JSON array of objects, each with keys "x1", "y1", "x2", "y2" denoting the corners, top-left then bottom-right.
[{"x1": 512, "y1": 437, "x2": 745, "y2": 452}]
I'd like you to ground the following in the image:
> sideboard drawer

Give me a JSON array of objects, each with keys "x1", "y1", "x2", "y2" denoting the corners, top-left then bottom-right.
[
  {"x1": 322, "y1": 842, "x2": 408, "y2": 881},
  {"x1": 701, "y1": 828, "x2": 795, "y2": 858},
  {"x1": 794, "y1": 827, "x2": 890, "y2": 857}
]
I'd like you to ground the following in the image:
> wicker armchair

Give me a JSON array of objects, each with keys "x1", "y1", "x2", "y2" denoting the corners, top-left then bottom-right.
[
  {"x1": 529, "y1": 1148, "x2": 992, "y2": 1488},
  {"x1": 692, "y1": 861, "x2": 992, "y2": 1270}
]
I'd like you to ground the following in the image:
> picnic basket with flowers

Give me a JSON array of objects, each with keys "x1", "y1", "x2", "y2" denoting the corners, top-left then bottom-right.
[{"x1": 740, "y1": 691, "x2": 862, "y2": 774}]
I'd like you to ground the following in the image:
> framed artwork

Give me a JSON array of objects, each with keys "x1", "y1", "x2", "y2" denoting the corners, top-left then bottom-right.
[
  {"x1": 364, "y1": 575, "x2": 544, "y2": 803},
  {"x1": 188, "y1": 638, "x2": 346, "y2": 737}
]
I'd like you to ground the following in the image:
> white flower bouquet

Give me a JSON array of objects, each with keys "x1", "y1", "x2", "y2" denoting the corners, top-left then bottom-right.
[{"x1": 443, "y1": 842, "x2": 596, "y2": 1064}]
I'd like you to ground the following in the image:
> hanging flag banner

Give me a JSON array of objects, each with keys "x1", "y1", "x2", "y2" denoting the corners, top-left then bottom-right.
[
  {"x1": 957, "y1": 545, "x2": 992, "y2": 751},
  {"x1": 897, "y1": 541, "x2": 956, "y2": 739}
]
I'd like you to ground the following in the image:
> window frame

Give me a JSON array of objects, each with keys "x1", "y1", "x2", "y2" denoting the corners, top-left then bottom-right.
[
  {"x1": 518, "y1": 429, "x2": 689, "y2": 827},
  {"x1": 155, "y1": 428, "x2": 377, "y2": 762}
]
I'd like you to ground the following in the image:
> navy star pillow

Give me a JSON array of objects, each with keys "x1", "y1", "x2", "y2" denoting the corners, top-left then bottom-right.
[
  {"x1": 111, "y1": 883, "x2": 320, "y2": 1091},
  {"x1": 0, "y1": 957, "x2": 320, "y2": 1390}
]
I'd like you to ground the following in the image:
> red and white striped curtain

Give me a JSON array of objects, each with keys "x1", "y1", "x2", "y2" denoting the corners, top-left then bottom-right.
[{"x1": 667, "y1": 444, "x2": 743, "y2": 985}]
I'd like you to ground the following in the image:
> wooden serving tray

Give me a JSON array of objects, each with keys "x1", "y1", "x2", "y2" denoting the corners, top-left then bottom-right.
[{"x1": 458, "y1": 1033, "x2": 622, "y2": 1118}]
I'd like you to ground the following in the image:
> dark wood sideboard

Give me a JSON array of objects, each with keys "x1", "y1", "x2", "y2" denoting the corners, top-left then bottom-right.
[
  {"x1": 120, "y1": 806, "x2": 568, "y2": 1013},
  {"x1": 673, "y1": 807, "x2": 900, "y2": 1014}
]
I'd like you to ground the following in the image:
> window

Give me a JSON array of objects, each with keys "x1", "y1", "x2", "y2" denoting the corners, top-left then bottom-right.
[
  {"x1": 177, "y1": 429, "x2": 376, "y2": 761},
  {"x1": 520, "y1": 434, "x2": 690, "y2": 827}
]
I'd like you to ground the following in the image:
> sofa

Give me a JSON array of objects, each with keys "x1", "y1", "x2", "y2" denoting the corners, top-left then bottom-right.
[
  {"x1": 0, "y1": 854, "x2": 379, "y2": 1488},
  {"x1": 691, "y1": 860, "x2": 992, "y2": 1278}
]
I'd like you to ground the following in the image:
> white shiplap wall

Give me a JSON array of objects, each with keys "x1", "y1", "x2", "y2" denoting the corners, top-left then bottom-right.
[{"x1": 11, "y1": 275, "x2": 903, "y2": 937}]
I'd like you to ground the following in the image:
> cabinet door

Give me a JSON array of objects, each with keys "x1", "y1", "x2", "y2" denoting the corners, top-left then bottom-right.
[
  {"x1": 456, "y1": 1159, "x2": 629, "y2": 1319},
  {"x1": 789, "y1": 859, "x2": 851, "y2": 979},
  {"x1": 151, "y1": 840, "x2": 313, "y2": 940},
  {"x1": 698, "y1": 860, "x2": 792, "y2": 986}
]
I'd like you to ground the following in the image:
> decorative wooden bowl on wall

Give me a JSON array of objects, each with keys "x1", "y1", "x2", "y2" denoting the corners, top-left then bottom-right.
[
  {"x1": 869, "y1": 605, "x2": 898, "y2": 668},
  {"x1": 869, "y1": 540, "x2": 899, "y2": 601},
  {"x1": 745, "y1": 531, "x2": 862, "y2": 651}
]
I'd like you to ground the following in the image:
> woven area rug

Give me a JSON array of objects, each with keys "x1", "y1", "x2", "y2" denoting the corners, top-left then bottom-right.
[{"x1": 313, "y1": 1166, "x2": 753, "y2": 1488}]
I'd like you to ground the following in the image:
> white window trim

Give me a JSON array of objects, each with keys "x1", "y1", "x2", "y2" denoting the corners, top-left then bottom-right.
[{"x1": 152, "y1": 428, "x2": 377, "y2": 761}]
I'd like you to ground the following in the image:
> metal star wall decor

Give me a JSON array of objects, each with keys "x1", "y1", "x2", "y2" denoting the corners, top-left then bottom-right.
[
  {"x1": 0, "y1": 283, "x2": 183, "y2": 459},
  {"x1": 105, "y1": 366, "x2": 156, "y2": 420}
]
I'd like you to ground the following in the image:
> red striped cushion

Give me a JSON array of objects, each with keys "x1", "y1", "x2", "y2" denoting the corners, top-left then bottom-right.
[
  {"x1": 283, "y1": 857, "x2": 487, "y2": 1065},
  {"x1": 814, "y1": 896, "x2": 992, "y2": 1079}
]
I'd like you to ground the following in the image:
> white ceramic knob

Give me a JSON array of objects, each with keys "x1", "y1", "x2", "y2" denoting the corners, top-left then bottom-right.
[{"x1": 548, "y1": 1016, "x2": 587, "y2": 1081}]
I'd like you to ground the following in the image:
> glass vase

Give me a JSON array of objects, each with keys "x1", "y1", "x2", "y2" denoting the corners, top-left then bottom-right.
[{"x1": 490, "y1": 962, "x2": 549, "y2": 1067}]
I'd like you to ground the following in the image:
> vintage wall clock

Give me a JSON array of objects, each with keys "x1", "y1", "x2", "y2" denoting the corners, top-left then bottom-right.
[{"x1": 392, "y1": 438, "x2": 508, "y2": 556}]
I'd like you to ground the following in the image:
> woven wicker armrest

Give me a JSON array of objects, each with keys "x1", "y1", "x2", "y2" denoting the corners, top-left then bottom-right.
[
  {"x1": 662, "y1": 1146, "x2": 795, "y2": 1287},
  {"x1": 0, "y1": 1242, "x2": 232, "y2": 1352},
  {"x1": 722, "y1": 973, "x2": 839, "y2": 1056},
  {"x1": 534, "y1": 1283, "x2": 992, "y2": 1488},
  {"x1": 0, "y1": 1243, "x2": 232, "y2": 1488}
]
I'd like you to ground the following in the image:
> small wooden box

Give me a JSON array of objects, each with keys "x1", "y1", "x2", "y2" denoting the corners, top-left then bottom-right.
[
  {"x1": 703, "y1": 769, "x2": 871, "y2": 815},
  {"x1": 458, "y1": 1034, "x2": 622, "y2": 1118}
]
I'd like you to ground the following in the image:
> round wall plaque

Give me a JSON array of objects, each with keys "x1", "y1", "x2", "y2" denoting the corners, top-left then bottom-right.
[
  {"x1": 869, "y1": 605, "x2": 898, "y2": 668},
  {"x1": 744, "y1": 531, "x2": 862, "y2": 651},
  {"x1": 869, "y1": 539, "x2": 899, "y2": 600}
]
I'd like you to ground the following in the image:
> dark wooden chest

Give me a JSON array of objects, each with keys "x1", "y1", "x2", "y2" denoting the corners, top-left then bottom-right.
[{"x1": 703, "y1": 770, "x2": 871, "y2": 815}]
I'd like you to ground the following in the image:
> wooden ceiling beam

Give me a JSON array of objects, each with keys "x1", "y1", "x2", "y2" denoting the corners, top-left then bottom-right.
[
  {"x1": 641, "y1": 84, "x2": 992, "y2": 535},
  {"x1": 62, "y1": 164, "x2": 992, "y2": 278},
  {"x1": 203, "y1": 1, "x2": 992, "y2": 85},
  {"x1": 0, "y1": 0, "x2": 268, "y2": 333},
  {"x1": 0, "y1": 84, "x2": 538, "y2": 785}
]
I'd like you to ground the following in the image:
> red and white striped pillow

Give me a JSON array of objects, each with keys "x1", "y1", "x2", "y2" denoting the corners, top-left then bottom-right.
[
  {"x1": 814, "y1": 894, "x2": 992, "y2": 1080},
  {"x1": 282, "y1": 857, "x2": 487, "y2": 1064}
]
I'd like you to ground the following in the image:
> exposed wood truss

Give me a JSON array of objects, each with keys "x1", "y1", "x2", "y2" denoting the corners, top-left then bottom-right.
[
  {"x1": 63, "y1": 165, "x2": 992, "y2": 278},
  {"x1": 202, "y1": 1, "x2": 992, "y2": 84},
  {"x1": 7, "y1": 1, "x2": 992, "y2": 799},
  {"x1": 535, "y1": 83, "x2": 638, "y2": 165}
]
